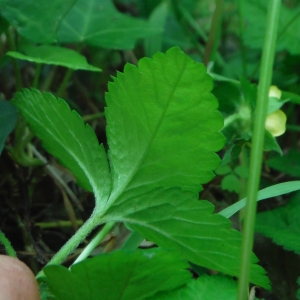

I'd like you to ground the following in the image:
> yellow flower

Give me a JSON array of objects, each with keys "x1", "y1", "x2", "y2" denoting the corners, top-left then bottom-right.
[
  {"x1": 265, "y1": 86, "x2": 286, "y2": 137},
  {"x1": 265, "y1": 109, "x2": 287, "y2": 137}
]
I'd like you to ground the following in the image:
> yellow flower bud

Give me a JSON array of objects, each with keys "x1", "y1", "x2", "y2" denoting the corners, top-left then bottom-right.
[
  {"x1": 265, "y1": 109, "x2": 287, "y2": 137},
  {"x1": 268, "y1": 85, "x2": 282, "y2": 99}
]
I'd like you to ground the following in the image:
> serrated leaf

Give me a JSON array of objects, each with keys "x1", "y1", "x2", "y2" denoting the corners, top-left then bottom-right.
[
  {"x1": 11, "y1": 89, "x2": 111, "y2": 207},
  {"x1": 57, "y1": 0, "x2": 160, "y2": 50},
  {"x1": 0, "y1": 0, "x2": 76, "y2": 43},
  {"x1": 104, "y1": 47, "x2": 224, "y2": 206},
  {"x1": 103, "y1": 188, "x2": 269, "y2": 289},
  {"x1": 102, "y1": 47, "x2": 268, "y2": 287},
  {"x1": 267, "y1": 149, "x2": 300, "y2": 177},
  {"x1": 0, "y1": 100, "x2": 18, "y2": 154},
  {"x1": 148, "y1": 274, "x2": 237, "y2": 300},
  {"x1": 6, "y1": 45, "x2": 101, "y2": 71},
  {"x1": 256, "y1": 191, "x2": 300, "y2": 254},
  {"x1": 44, "y1": 248, "x2": 191, "y2": 300}
]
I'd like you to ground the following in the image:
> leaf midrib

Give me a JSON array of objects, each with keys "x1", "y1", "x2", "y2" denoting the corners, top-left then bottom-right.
[{"x1": 102, "y1": 57, "x2": 188, "y2": 214}]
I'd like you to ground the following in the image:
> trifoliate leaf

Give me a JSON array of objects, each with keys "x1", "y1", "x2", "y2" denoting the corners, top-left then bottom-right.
[
  {"x1": 101, "y1": 47, "x2": 269, "y2": 288},
  {"x1": 44, "y1": 248, "x2": 191, "y2": 300},
  {"x1": 11, "y1": 89, "x2": 111, "y2": 207}
]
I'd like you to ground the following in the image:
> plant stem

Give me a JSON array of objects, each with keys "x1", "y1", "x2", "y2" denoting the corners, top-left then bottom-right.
[
  {"x1": 121, "y1": 231, "x2": 144, "y2": 250},
  {"x1": 72, "y1": 222, "x2": 115, "y2": 265},
  {"x1": 6, "y1": 28, "x2": 22, "y2": 91},
  {"x1": 237, "y1": 1, "x2": 280, "y2": 299},
  {"x1": 32, "y1": 63, "x2": 42, "y2": 88},
  {"x1": 203, "y1": 0, "x2": 224, "y2": 66},
  {"x1": 36, "y1": 215, "x2": 100, "y2": 279},
  {"x1": 56, "y1": 68, "x2": 74, "y2": 98}
]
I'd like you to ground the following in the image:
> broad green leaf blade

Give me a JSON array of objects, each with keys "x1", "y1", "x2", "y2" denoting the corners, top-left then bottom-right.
[
  {"x1": 103, "y1": 188, "x2": 270, "y2": 289},
  {"x1": 11, "y1": 89, "x2": 111, "y2": 207},
  {"x1": 149, "y1": 275, "x2": 237, "y2": 300},
  {"x1": 105, "y1": 46, "x2": 224, "y2": 210},
  {"x1": 219, "y1": 181, "x2": 300, "y2": 218},
  {"x1": 57, "y1": 0, "x2": 160, "y2": 50},
  {"x1": 0, "y1": 0, "x2": 76, "y2": 43},
  {"x1": 0, "y1": 100, "x2": 17, "y2": 154},
  {"x1": 6, "y1": 45, "x2": 101, "y2": 71},
  {"x1": 242, "y1": 0, "x2": 300, "y2": 55},
  {"x1": 44, "y1": 248, "x2": 191, "y2": 300},
  {"x1": 102, "y1": 47, "x2": 269, "y2": 288},
  {"x1": 256, "y1": 191, "x2": 300, "y2": 254}
]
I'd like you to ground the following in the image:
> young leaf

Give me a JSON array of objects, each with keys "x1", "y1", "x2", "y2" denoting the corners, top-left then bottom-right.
[
  {"x1": 256, "y1": 191, "x2": 300, "y2": 254},
  {"x1": 0, "y1": 0, "x2": 76, "y2": 43},
  {"x1": 57, "y1": 0, "x2": 160, "y2": 50},
  {"x1": 11, "y1": 89, "x2": 111, "y2": 208},
  {"x1": 6, "y1": 45, "x2": 101, "y2": 71},
  {"x1": 148, "y1": 274, "x2": 237, "y2": 300},
  {"x1": 44, "y1": 248, "x2": 191, "y2": 300}
]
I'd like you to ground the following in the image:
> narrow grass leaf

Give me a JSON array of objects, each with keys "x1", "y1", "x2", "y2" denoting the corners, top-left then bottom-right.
[{"x1": 220, "y1": 181, "x2": 300, "y2": 218}]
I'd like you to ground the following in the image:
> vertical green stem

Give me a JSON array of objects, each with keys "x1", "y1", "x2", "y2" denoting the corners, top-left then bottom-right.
[
  {"x1": 203, "y1": 0, "x2": 224, "y2": 66},
  {"x1": 32, "y1": 63, "x2": 42, "y2": 88},
  {"x1": 6, "y1": 28, "x2": 22, "y2": 91},
  {"x1": 237, "y1": 1, "x2": 281, "y2": 299},
  {"x1": 237, "y1": 0, "x2": 247, "y2": 76}
]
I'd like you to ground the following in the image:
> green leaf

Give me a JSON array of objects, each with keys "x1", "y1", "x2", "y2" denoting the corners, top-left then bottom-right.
[
  {"x1": 264, "y1": 129, "x2": 282, "y2": 155},
  {"x1": 103, "y1": 188, "x2": 269, "y2": 288},
  {"x1": 44, "y1": 248, "x2": 191, "y2": 300},
  {"x1": 11, "y1": 89, "x2": 111, "y2": 208},
  {"x1": 57, "y1": 0, "x2": 160, "y2": 50},
  {"x1": 267, "y1": 149, "x2": 300, "y2": 177},
  {"x1": 148, "y1": 274, "x2": 237, "y2": 300},
  {"x1": 221, "y1": 173, "x2": 240, "y2": 193},
  {"x1": 0, "y1": 100, "x2": 18, "y2": 154},
  {"x1": 242, "y1": 0, "x2": 300, "y2": 55},
  {"x1": 104, "y1": 47, "x2": 224, "y2": 203},
  {"x1": 220, "y1": 181, "x2": 300, "y2": 218},
  {"x1": 6, "y1": 45, "x2": 101, "y2": 71},
  {"x1": 102, "y1": 47, "x2": 268, "y2": 288},
  {"x1": 256, "y1": 191, "x2": 300, "y2": 254},
  {"x1": 0, "y1": 0, "x2": 76, "y2": 43}
]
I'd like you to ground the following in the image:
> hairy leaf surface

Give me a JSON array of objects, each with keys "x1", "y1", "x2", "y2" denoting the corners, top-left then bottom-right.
[
  {"x1": 11, "y1": 89, "x2": 111, "y2": 207},
  {"x1": 103, "y1": 47, "x2": 269, "y2": 288},
  {"x1": 57, "y1": 0, "x2": 160, "y2": 49},
  {"x1": 44, "y1": 248, "x2": 191, "y2": 300}
]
